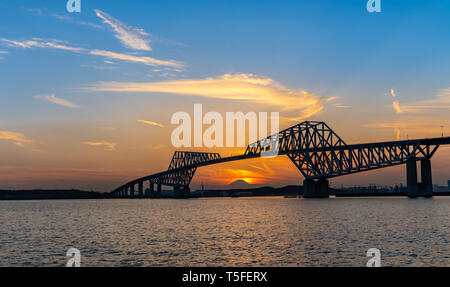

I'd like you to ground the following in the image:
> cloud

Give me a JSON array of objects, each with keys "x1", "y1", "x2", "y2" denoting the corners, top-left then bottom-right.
[
  {"x1": 366, "y1": 116, "x2": 450, "y2": 139},
  {"x1": 392, "y1": 101, "x2": 403, "y2": 114},
  {"x1": 26, "y1": 7, "x2": 46, "y2": 16},
  {"x1": 0, "y1": 131, "x2": 32, "y2": 146},
  {"x1": 94, "y1": 9, "x2": 151, "y2": 51},
  {"x1": 51, "y1": 13, "x2": 104, "y2": 29},
  {"x1": 88, "y1": 73, "x2": 330, "y2": 119},
  {"x1": 1, "y1": 38, "x2": 84, "y2": 53},
  {"x1": 390, "y1": 88, "x2": 397, "y2": 98},
  {"x1": 390, "y1": 88, "x2": 404, "y2": 114},
  {"x1": 395, "y1": 128, "x2": 401, "y2": 141},
  {"x1": 402, "y1": 88, "x2": 450, "y2": 113},
  {"x1": 82, "y1": 141, "x2": 116, "y2": 151},
  {"x1": 387, "y1": 88, "x2": 450, "y2": 114},
  {"x1": 2, "y1": 38, "x2": 181, "y2": 69},
  {"x1": 137, "y1": 120, "x2": 164, "y2": 128},
  {"x1": 333, "y1": 103, "x2": 351, "y2": 109},
  {"x1": 0, "y1": 51, "x2": 8, "y2": 54},
  {"x1": 90, "y1": 50, "x2": 183, "y2": 68},
  {"x1": 33, "y1": 94, "x2": 79, "y2": 108},
  {"x1": 151, "y1": 144, "x2": 166, "y2": 150}
]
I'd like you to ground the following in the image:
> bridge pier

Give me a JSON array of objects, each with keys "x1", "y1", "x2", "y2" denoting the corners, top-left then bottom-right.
[
  {"x1": 406, "y1": 159, "x2": 419, "y2": 198},
  {"x1": 138, "y1": 181, "x2": 144, "y2": 198},
  {"x1": 420, "y1": 158, "x2": 433, "y2": 198},
  {"x1": 407, "y1": 158, "x2": 433, "y2": 198},
  {"x1": 174, "y1": 186, "x2": 190, "y2": 199},
  {"x1": 157, "y1": 183, "x2": 162, "y2": 198},
  {"x1": 130, "y1": 184, "x2": 135, "y2": 198},
  {"x1": 303, "y1": 178, "x2": 329, "y2": 198},
  {"x1": 149, "y1": 182, "x2": 162, "y2": 198}
]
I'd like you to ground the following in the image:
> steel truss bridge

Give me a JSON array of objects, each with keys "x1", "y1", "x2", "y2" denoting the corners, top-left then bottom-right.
[{"x1": 111, "y1": 121, "x2": 450, "y2": 198}]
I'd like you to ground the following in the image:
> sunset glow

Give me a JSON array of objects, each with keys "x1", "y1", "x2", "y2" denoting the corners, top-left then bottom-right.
[{"x1": 0, "y1": 1, "x2": 449, "y2": 192}]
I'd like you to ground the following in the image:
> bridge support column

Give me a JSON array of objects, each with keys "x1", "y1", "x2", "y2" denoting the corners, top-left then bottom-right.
[
  {"x1": 157, "y1": 184, "x2": 162, "y2": 198},
  {"x1": 122, "y1": 187, "x2": 127, "y2": 198},
  {"x1": 174, "y1": 186, "x2": 190, "y2": 199},
  {"x1": 407, "y1": 159, "x2": 419, "y2": 198},
  {"x1": 303, "y1": 178, "x2": 329, "y2": 198},
  {"x1": 145, "y1": 182, "x2": 150, "y2": 198},
  {"x1": 420, "y1": 159, "x2": 433, "y2": 198},
  {"x1": 130, "y1": 184, "x2": 135, "y2": 198},
  {"x1": 138, "y1": 181, "x2": 144, "y2": 198},
  {"x1": 150, "y1": 182, "x2": 162, "y2": 198},
  {"x1": 407, "y1": 158, "x2": 433, "y2": 198},
  {"x1": 149, "y1": 182, "x2": 154, "y2": 198}
]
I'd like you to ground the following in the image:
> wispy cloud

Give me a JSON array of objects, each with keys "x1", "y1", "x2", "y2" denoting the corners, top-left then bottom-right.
[
  {"x1": 51, "y1": 13, "x2": 104, "y2": 29},
  {"x1": 137, "y1": 120, "x2": 164, "y2": 128},
  {"x1": 392, "y1": 101, "x2": 403, "y2": 114},
  {"x1": 33, "y1": 94, "x2": 79, "y2": 108},
  {"x1": 26, "y1": 7, "x2": 46, "y2": 16},
  {"x1": 88, "y1": 73, "x2": 330, "y2": 119},
  {"x1": 367, "y1": 116, "x2": 450, "y2": 139},
  {"x1": 151, "y1": 144, "x2": 166, "y2": 150},
  {"x1": 2, "y1": 38, "x2": 182, "y2": 68},
  {"x1": 390, "y1": 88, "x2": 403, "y2": 114},
  {"x1": 94, "y1": 9, "x2": 151, "y2": 51},
  {"x1": 82, "y1": 141, "x2": 116, "y2": 151},
  {"x1": 395, "y1": 128, "x2": 401, "y2": 140},
  {"x1": 333, "y1": 103, "x2": 351, "y2": 109},
  {"x1": 90, "y1": 50, "x2": 183, "y2": 68},
  {"x1": 390, "y1": 88, "x2": 397, "y2": 98},
  {"x1": 388, "y1": 88, "x2": 450, "y2": 114},
  {"x1": 0, "y1": 131, "x2": 32, "y2": 146},
  {"x1": 402, "y1": 88, "x2": 450, "y2": 113},
  {"x1": 1, "y1": 38, "x2": 84, "y2": 53}
]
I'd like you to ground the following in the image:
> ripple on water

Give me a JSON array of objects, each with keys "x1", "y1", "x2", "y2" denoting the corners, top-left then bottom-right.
[{"x1": 0, "y1": 197, "x2": 449, "y2": 266}]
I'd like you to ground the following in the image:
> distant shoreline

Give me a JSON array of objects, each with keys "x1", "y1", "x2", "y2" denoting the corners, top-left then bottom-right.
[
  {"x1": 0, "y1": 189, "x2": 111, "y2": 201},
  {"x1": 1, "y1": 187, "x2": 449, "y2": 201}
]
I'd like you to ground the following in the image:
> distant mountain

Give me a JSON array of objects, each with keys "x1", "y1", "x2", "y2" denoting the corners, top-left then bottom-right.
[{"x1": 224, "y1": 179, "x2": 264, "y2": 189}]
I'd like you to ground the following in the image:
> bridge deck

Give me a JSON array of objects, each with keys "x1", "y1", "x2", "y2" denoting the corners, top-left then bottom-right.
[{"x1": 112, "y1": 135, "x2": 450, "y2": 193}]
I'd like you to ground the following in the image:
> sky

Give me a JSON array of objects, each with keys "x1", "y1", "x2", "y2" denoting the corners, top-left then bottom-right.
[{"x1": 0, "y1": 0, "x2": 450, "y2": 191}]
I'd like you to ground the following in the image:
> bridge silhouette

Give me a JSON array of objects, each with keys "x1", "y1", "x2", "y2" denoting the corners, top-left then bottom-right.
[{"x1": 111, "y1": 121, "x2": 450, "y2": 198}]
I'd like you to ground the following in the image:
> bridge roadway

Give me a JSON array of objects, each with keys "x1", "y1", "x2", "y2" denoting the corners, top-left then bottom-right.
[{"x1": 111, "y1": 121, "x2": 450, "y2": 199}]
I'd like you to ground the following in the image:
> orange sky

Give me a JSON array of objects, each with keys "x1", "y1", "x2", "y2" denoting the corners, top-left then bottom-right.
[{"x1": 1, "y1": 3, "x2": 450, "y2": 191}]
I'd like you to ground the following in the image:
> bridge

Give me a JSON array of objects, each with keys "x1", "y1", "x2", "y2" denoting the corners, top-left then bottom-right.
[{"x1": 111, "y1": 121, "x2": 450, "y2": 198}]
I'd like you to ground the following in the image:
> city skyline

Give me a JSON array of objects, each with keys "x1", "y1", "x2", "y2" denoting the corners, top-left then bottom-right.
[{"x1": 1, "y1": 0, "x2": 450, "y2": 191}]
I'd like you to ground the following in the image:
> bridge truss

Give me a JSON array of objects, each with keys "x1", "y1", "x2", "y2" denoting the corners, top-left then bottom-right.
[{"x1": 112, "y1": 121, "x2": 450, "y2": 198}]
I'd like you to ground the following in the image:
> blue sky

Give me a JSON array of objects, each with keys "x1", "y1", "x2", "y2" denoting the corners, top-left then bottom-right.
[{"x1": 1, "y1": 0, "x2": 450, "y2": 190}]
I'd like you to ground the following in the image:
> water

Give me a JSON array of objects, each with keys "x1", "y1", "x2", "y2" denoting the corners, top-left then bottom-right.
[{"x1": 0, "y1": 197, "x2": 449, "y2": 267}]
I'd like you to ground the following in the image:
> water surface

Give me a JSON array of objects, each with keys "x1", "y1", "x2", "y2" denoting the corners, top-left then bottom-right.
[{"x1": 0, "y1": 197, "x2": 449, "y2": 266}]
